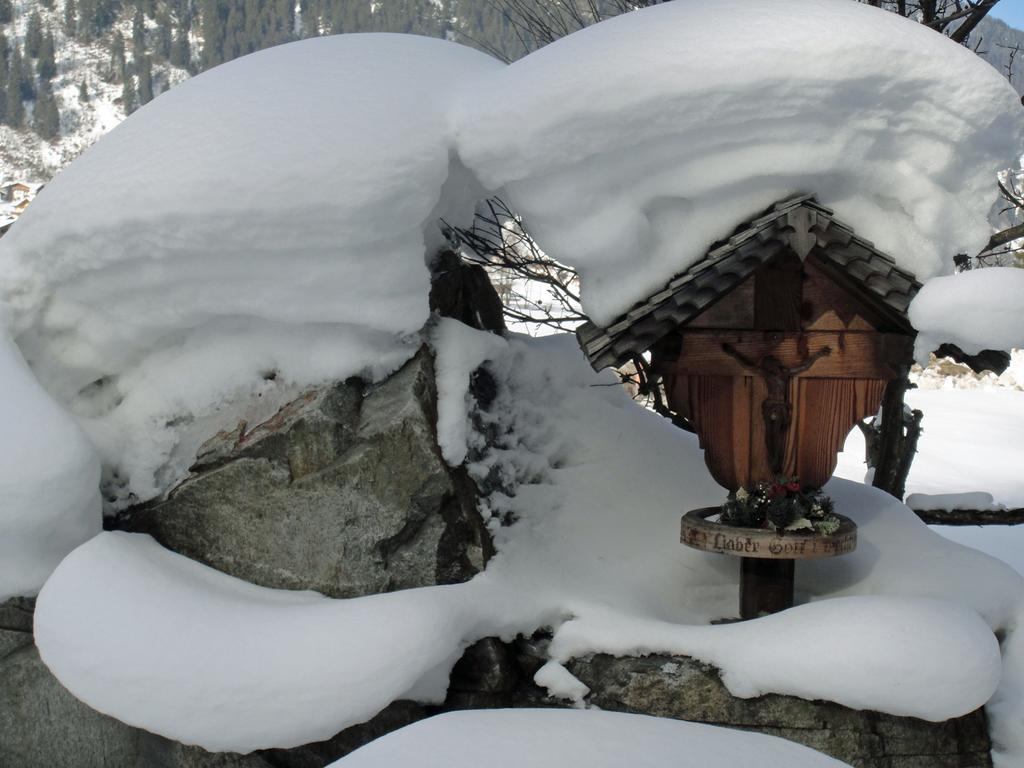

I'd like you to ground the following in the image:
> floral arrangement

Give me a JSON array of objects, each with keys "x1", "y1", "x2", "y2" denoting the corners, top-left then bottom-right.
[{"x1": 719, "y1": 478, "x2": 841, "y2": 535}]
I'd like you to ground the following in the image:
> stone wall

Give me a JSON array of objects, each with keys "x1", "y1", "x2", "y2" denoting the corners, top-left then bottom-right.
[
  {"x1": 446, "y1": 637, "x2": 993, "y2": 768},
  {"x1": 563, "y1": 652, "x2": 993, "y2": 768}
]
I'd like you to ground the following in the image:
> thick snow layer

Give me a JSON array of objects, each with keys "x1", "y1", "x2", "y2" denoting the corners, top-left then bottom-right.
[
  {"x1": 455, "y1": 0, "x2": 1022, "y2": 325},
  {"x1": 431, "y1": 318, "x2": 509, "y2": 465},
  {"x1": 0, "y1": 34, "x2": 501, "y2": 506},
  {"x1": 15, "y1": 6, "x2": 1024, "y2": 758},
  {"x1": 546, "y1": 596, "x2": 1000, "y2": 720},
  {"x1": 0, "y1": 334, "x2": 100, "y2": 601},
  {"x1": 837, "y1": 389, "x2": 1024, "y2": 508},
  {"x1": 33, "y1": 531, "x2": 530, "y2": 752},
  {"x1": 329, "y1": 709, "x2": 852, "y2": 768},
  {"x1": 910, "y1": 268, "x2": 1024, "y2": 358},
  {"x1": 35, "y1": 331, "x2": 1024, "y2": 759}
]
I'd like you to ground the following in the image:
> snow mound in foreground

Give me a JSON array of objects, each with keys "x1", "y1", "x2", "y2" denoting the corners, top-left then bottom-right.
[
  {"x1": 329, "y1": 709, "x2": 852, "y2": 767},
  {"x1": 40, "y1": 532, "x2": 996, "y2": 752},
  {"x1": 455, "y1": 0, "x2": 1023, "y2": 325},
  {"x1": 34, "y1": 332, "x2": 1021, "y2": 754},
  {"x1": 33, "y1": 531, "x2": 513, "y2": 752},
  {"x1": 0, "y1": 33, "x2": 500, "y2": 506},
  {"x1": 910, "y1": 268, "x2": 1024, "y2": 357},
  {"x1": 0, "y1": 334, "x2": 100, "y2": 601}
]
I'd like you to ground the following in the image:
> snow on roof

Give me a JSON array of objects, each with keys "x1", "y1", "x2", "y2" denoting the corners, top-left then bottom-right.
[
  {"x1": 455, "y1": 0, "x2": 1023, "y2": 326},
  {"x1": 1, "y1": 181, "x2": 41, "y2": 192},
  {"x1": 576, "y1": 195, "x2": 921, "y2": 370}
]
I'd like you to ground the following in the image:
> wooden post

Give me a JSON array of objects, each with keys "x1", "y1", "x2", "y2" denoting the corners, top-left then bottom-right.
[{"x1": 740, "y1": 557, "x2": 794, "y2": 619}]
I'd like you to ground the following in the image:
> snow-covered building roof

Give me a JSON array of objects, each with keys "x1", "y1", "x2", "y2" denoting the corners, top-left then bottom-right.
[
  {"x1": 577, "y1": 195, "x2": 921, "y2": 371},
  {"x1": 0, "y1": 180, "x2": 42, "y2": 195}
]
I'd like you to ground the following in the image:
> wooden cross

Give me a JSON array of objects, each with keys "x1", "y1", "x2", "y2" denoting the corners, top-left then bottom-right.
[{"x1": 721, "y1": 343, "x2": 832, "y2": 475}]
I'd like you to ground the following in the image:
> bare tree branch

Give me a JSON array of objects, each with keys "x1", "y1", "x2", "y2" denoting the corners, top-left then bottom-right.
[{"x1": 443, "y1": 197, "x2": 587, "y2": 334}]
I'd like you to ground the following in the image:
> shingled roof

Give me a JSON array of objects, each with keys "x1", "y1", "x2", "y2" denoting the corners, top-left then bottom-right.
[{"x1": 576, "y1": 195, "x2": 922, "y2": 371}]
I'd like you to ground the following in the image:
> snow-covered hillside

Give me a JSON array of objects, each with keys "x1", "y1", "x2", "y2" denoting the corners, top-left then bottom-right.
[
  {"x1": 1, "y1": 0, "x2": 1022, "y2": 186},
  {"x1": 0, "y1": 0, "x2": 190, "y2": 181}
]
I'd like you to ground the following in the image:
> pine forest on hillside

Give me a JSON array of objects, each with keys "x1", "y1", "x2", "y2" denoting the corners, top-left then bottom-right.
[{"x1": 0, "y1": 0, "x2": 1021, "y2": 183}]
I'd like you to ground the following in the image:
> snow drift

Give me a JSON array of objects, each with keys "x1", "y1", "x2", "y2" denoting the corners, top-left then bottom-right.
[
  {"x1": 455, "y1": 0, "x2": 1023, "y2": 325},
  {"x1": 0, "y1": 334, "x2": 100, "y2": 601}
]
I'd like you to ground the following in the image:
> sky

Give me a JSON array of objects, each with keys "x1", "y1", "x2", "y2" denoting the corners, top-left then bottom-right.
[{"x1": 993, "y1": 0, "x2": 1024, "y2": 30}]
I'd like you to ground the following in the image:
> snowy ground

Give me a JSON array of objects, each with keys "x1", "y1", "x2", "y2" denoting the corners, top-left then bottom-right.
[
  {"x1": 833, "y1": 353, "x2": 1024, "y2": 580},
  {"x1": 836, "y1": 389, "x2": 1024, "y2": 508}
]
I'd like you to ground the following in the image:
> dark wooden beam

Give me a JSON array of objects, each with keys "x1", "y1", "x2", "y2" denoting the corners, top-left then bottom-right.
[
  {"x1": 913, "y1": 508, "x2": 1024, "y2": 526},
  {"x1": 740, "y1": 558, "x2": 794, "y2": 619},
  {"x1": 982, "y1": 221, "x2": 1024, "y2": 253},
  {"x1": 671, "y1": 330, "x2": 914, "y2": 380}
]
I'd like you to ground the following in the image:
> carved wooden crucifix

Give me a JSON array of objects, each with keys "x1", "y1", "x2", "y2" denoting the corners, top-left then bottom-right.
[{"x1": 721, "y1": 342, "x2": 832, "y2": 476}]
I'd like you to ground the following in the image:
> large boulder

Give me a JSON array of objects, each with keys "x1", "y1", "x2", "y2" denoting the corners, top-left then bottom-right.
[{"x1": 127, "y1": 347, "x2": 492, "y2": 598}]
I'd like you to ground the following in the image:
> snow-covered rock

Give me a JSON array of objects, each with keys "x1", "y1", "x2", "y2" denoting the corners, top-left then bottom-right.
[
  {"x1": 0, "y1": 598, "x2": 144, "y2": 768},
  {"x1": 33, "y1": 531, "x2": 510, "y2": 752},
  {"x1": 0, "y1": 33, "x2": 501, "y2": 507},
  {"x1": 128, "y1": 347, "x2": 492, "y2": 598},
  {"x1": 12, "y1": 4, "x2": 1024, "y2": 763},
  {"x1": 5, "y1": 2, "x2": 1022, "y2": 506},
  {"x1": 546, "y1": 596, "x2": 1001, "y2": 721},
  {"x1": 556, "y1": 651, "x2": 993, "y2": 767}
]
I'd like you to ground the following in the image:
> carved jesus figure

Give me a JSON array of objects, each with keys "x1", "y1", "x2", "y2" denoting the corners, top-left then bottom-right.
[{"x1": 721, "y1": 343, "x2": 833, "y2": 474}]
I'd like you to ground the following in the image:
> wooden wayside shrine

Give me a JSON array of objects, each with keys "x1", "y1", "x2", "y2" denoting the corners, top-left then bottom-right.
[{"x1": 576, "y1": 195, "x2": 921, "y2": 619}]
